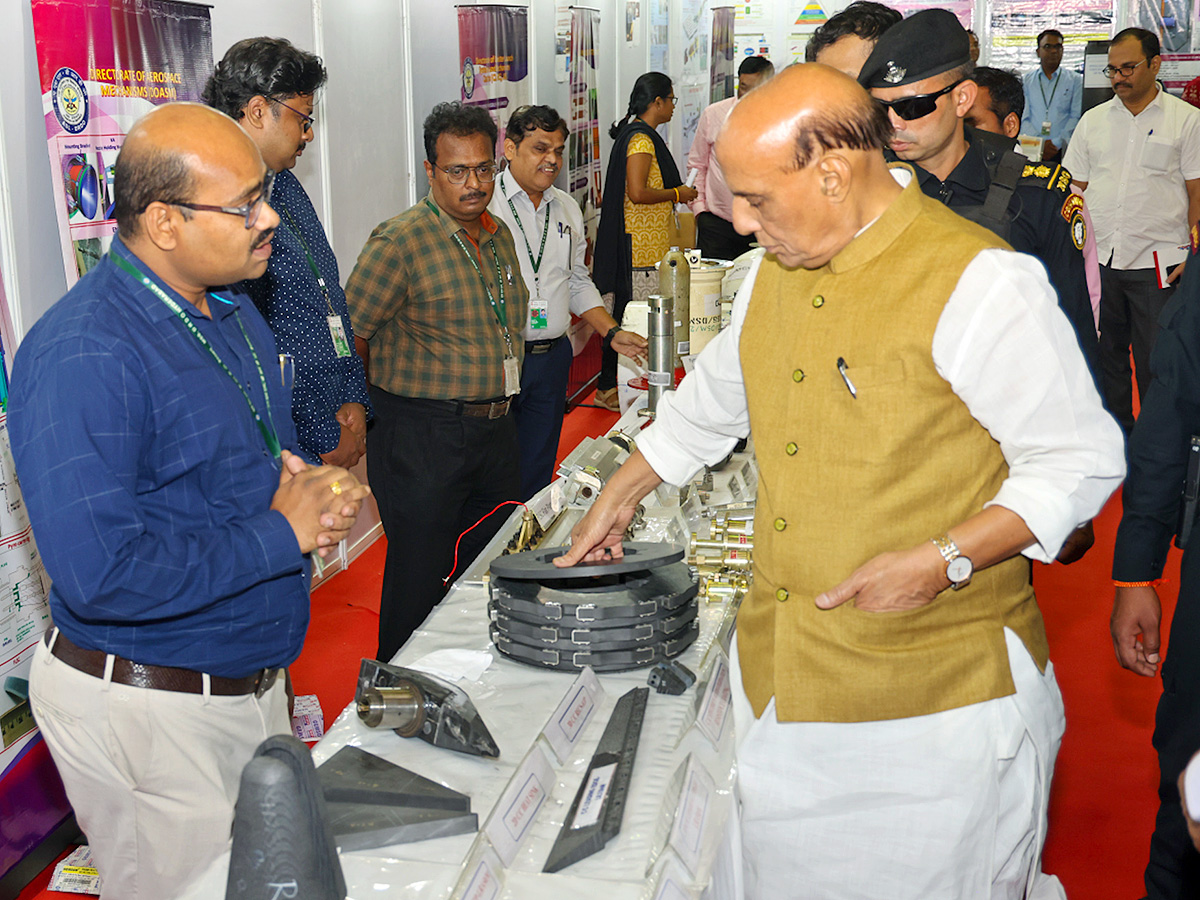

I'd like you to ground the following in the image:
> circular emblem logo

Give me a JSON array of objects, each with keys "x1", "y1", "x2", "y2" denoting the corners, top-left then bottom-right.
[
  {"x1": 1071, "y1": 213, "x2": 1086, "y2": 251},
  {"x1": 462, "y1": 58, "x2": 476, "y2": 99},
  {"x1": 52, "y1": 67, "x2": 89, "y2": 135}
]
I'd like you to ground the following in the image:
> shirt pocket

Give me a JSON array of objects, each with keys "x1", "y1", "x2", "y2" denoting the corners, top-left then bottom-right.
[{"x1": 1141, "y1": 139, "x2": 1176, "y2": 173}]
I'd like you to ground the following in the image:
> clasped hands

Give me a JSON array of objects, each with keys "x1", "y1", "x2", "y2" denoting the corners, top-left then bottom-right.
[{"x1": 272, "y1": 449, "x2": 371, "y2": 557}]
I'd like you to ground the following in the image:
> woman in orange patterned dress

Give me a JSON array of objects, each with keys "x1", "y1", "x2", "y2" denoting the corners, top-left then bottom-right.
[{"x1": 592, "y1": 72, "x2": 696, "y2": 409}]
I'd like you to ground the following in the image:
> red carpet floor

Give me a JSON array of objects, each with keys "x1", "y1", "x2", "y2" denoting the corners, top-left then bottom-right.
[{"x1": 17, "y1": 394, "x2": 1176, "y2": 898}]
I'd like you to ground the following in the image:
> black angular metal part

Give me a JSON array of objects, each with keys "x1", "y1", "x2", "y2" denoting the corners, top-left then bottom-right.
[
  {"x1": 647, "y1": 660, "x2": 696, "y2": 695},
  {"x1": 355, "y1": 659, "x2": 500, "y2": 758},
  {"x1": 317, "y1": 746, "x2": 471, "y2": 811},
  {"x1": 322, "y1": 802, "x2": 478, "y2": 852},
  {"x1": 489, "y1": 542, "x2": 684, "y2": 580},
  {"x1": 543, "y1": 687, "x2": 649, "y2": 873}
]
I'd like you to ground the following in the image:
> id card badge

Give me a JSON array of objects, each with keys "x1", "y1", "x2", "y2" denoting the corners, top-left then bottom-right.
[
  {"x1": 503, "y1": 355, "x2": 521, "y2": 396},
  {"x1": 530, "y1": 296, "x2": 549, "y2": 331},
  {"x1": 327, "y1": 315, "x2": 352, "y2": 358},
  {"x1": 1041, "y1": 120, "x2": 1052, "y2": 137}
]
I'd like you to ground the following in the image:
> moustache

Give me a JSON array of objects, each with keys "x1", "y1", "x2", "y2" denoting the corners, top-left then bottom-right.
[
  {"x1": 460, "y1": 190, "x2": 487, "y2": 203},
  {"x1": 251, "y1": 228, "x2": 275, "y2": 251}
]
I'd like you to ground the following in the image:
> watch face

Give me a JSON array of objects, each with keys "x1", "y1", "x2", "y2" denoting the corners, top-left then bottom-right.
[{"x1": 947, "y1": 556, "x2": 973, "y2": 583}]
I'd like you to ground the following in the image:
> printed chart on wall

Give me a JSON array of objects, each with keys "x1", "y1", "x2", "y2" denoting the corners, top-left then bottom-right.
[
  {"x1": 988, "y1": 0, "x2": 1115, "y2": 73},
  {"x1": 459, "y1": 5, "x2": 531, "y2": 157},
  {"x1": 569, "y1": 7, "x2": 602, "y2": 265},
  {"x1": 0, "y1": 299, "x2": 52, "y2": 777},
  {"x1": 30, "y1": 0, "x2": 214, "y2": 288}
]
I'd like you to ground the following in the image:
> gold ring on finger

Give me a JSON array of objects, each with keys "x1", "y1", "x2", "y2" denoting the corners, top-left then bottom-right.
[{"x1": 330, "y1": 480, "x2": 344, "y2": 496}]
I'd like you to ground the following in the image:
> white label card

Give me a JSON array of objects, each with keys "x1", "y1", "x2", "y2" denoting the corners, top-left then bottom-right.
[
  {"x1": 503, "y1": 356, "x2": 521, "y2": 396},
  {"x1": 541, "y1": 667, "x2": 605, "y2": 764},
  {"x1": 485, "y1": 745, "x2": 555, "y2": 865},
  {"x1": 668, "y1": 759, "x2": 716, "y2": 877},
  {"x1": 459, "y1": 854, "x2": 502, "y2": 900},
  {"x1": 572, "y1": 762, "x2": 618, "y2": 829},
  {"x1": 697, "y1": 656, "x2": 732, "y2": 746},
  {"x1": 652, "y1": 856, "x2": 697, "y2": 900}
]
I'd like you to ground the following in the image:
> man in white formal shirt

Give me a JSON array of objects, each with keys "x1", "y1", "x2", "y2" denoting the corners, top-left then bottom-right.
[
  {"x1": 557, "y1": 63, "x2": 1124, "y2": 899},
  {"x1": 1064, "y1": 27, "x2": 1200, "y2": 435},
  {"x1": 489, "y1": 105, "x2": 646, "y2": 498}
]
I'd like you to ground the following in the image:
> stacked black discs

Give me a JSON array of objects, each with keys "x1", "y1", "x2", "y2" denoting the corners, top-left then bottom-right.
[{"x1": 488, "y1": 543, "x2": 699, "y2": 672}]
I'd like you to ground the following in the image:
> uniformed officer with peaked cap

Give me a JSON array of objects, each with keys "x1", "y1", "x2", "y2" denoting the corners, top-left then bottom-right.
[{"x1": 860, "y1": 10, "x2": 1099, "y2": 392}]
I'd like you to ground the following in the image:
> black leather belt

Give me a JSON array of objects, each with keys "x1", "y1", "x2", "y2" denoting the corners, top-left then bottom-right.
[
  {"x1": 45, "y1": 630, "x2": 281, "y2": 697},
  {"x1": 525, "y1": 335, "x2": 565, "y2": 355}
]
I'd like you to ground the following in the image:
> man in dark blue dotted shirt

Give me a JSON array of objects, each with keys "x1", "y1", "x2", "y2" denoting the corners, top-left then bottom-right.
[{"x1": 204, "y1": 37, "x2": 370, "y2": 467}]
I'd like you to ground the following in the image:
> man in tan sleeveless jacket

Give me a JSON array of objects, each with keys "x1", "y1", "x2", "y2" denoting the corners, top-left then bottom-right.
[{"x1": 558, "y1": 64, "x2": 1124, "y2": 898}]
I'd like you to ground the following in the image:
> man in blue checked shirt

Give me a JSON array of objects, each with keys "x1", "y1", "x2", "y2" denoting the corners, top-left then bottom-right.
[
  {"x1": 204, "y1": 37, "x2": 370, "y2": 467},
  {"x1": 8, "y1": 103, "x2": 369, "y2": 900}
]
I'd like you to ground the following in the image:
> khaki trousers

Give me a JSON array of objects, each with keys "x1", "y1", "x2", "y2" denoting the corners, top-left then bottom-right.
[{"x1": 29, "y1": 635, "x2": 290, "y2": 900}]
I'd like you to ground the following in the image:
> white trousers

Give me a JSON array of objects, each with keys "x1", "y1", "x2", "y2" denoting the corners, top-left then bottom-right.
[
  {"x1": 729, "y1": 628, "x2": 1068, "y2": 900},
  {"x1": 29, "y1": 636, "x2": 290, "y2": 900}
]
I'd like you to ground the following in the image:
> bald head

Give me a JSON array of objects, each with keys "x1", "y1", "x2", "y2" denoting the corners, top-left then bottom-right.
[
  {"x1": 715, "y1": 64, "x2": 898, "y2": 269},
  {"x1": 114, "y1": 103, "x2": 264, "y2": 239}
]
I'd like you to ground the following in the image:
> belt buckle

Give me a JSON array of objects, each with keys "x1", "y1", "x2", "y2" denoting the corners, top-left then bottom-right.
[
  {"x1": 253, "y1": 668, "x2": 276, "y2": 698},
  {"x1": 488, "y1": 400, "x2": 508, "y2": 419}
]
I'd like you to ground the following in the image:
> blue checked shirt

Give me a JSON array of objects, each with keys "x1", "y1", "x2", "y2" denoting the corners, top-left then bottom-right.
[
  {"x1": 239, "y1": 169, "x2": 371, "y2": 463},
  {"x1": 8, "y1": 239, "x2": 309, "y2": 677}
]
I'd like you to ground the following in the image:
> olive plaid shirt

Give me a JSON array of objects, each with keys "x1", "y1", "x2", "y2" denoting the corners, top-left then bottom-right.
[{"x1": 345, "y1": 193, "x2": 529, "y2": 401}]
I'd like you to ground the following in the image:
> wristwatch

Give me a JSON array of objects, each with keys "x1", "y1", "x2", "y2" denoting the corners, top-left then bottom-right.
[
  {"x1": 930, "y1": 535, "x2": 973, "y2": 590},
  {"x1": 603, "y1": 325, "x2": 621, "y2": 348}
]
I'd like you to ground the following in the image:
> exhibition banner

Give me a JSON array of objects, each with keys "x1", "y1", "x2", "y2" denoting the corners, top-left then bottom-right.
[
  {"x1": 31, "y1": 0, "x2": 214, "y2": 287},
  {"x1": 458, "y1": 5, "x2": 531, "y2": 157},
  {"x1": 568, "y1": 6, "x2": 602, "y2": 266},
  {"x1": 987, "y1": 0, "x2": 1114, "y2": 73},
  {"x1": 711, "y1": 7, "x2": 736, "y2": 103}
]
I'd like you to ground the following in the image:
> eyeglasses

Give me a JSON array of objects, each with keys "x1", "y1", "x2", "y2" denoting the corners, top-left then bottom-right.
[
  {"x1": 1102, "y1": 59, "x2": 1148, "y2": 78},
  {"x1": 873, "y1": 80, "x2": 963, "y2": 121},
  {"x1": 171, "y1": 170, "x2": 276, "y2": 229},
  {"x1": 432, "y1": 162, "x2": 498, "y2": 184},
  {"x1": 270, "y1": 97, "x2": 315, "y2": 133}
]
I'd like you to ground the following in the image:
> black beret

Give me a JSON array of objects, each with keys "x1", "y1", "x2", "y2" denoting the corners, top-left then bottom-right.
[{"x1": 858, "y1": 9, "x2": 971, "y2": 89}]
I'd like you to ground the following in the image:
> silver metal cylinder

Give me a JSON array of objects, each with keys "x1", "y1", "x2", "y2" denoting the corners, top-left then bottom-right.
[
  {"x1": 647, "y1": 293, "x2": 674, "y2": 413},
  {"x1": 356, "y1": 681, "x2": 426, "y2": 737}
]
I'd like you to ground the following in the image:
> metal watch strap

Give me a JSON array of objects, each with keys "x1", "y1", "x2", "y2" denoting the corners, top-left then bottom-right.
[{"x1": 930, "y1": 534, "x2": 960, "y2": 564}]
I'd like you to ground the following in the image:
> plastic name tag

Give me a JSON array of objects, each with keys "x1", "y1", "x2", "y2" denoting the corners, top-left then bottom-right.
[
  {"x1": 484, "y1": 744, "x2": 554, "y2": 865},
  {"x1": 695, "y1": 655, "x2": 732, "y2": 747},
  {"x1": 541, "y1": 666, "x2": 605, "y2": 764},
  {"x1": 503, "y1": 356, "x2": 521, "y2": 396},
  {"x1": 667, "y1": 755, "x2": 716, "y2": 878},
  {"x1": 530, "y1": 297, "x2": 548, "y2": 330},
  {"x1": 327, "y1": 315, "x2": 351, "y2": 358}
]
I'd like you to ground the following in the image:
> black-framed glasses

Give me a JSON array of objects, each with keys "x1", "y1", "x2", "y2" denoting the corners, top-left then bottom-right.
[
  {"x1": 270, "y1": 97, "x2": 315, "y2": 133},
  {"x1": 432, "y1": 162, "x2": 498, "y2": 184},
  {"x1": 1102, "y1": 59, "x2": 1148, "y2": 78},
  {"x1": 874, "y1": 80, "x2": 964, "y2": 121},
  {"x1": 171, "y1": 170, "x2": 276, "y2": 229}
]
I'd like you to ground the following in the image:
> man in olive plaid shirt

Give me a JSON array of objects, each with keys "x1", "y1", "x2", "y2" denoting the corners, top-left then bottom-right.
[{"x1": 346, "y1": 102, "x2": 528, "y2": 661}]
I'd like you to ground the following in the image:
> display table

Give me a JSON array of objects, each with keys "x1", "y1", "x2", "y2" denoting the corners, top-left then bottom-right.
[{"x1": 181, "y1": 397, "x2": 753, "y2": 900}]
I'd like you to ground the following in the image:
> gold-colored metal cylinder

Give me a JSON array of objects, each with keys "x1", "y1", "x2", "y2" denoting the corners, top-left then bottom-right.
[{"x1": 356, "y1": 681, "x2": 426, "y2": 738}]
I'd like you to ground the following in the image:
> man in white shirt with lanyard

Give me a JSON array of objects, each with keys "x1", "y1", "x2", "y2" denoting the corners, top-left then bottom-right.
[
  {"x1": 1064, "y1": 27, "x2": 1200, "y2": 436},
  {"x1": 490, "y1": 105, "x2": 647, "y2": 499}
]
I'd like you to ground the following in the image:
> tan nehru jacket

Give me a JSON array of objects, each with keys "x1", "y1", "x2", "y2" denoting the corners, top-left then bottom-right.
[{"x1": 738, "y1": 171, "x2": 1050, "y2": 724}]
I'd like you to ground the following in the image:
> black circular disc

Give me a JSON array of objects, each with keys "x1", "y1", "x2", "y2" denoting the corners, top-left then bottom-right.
[{"x1": 489, "y1": 541, "x2": 684, "y2": 580}]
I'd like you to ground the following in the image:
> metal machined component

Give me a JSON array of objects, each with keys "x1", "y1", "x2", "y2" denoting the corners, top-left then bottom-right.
[
  {"x1": 357, "y1": 682, "x2": 426, "y2": 737},
  {"x1": 647, "y1": 293, "x2": 674, "y2": 413}
]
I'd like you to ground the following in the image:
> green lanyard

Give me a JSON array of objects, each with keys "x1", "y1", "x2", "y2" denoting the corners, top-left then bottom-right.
[
  {"x1": 1039, "y1": 70, "x2": 1062, "y2": 112},
  {"x1": 280, "y1": 204, "x2": 334, "y2": 315},
  {"x1": 502, "y1": 176, "x2": 550, "y2": 276},
  {"x1": 111, "y1": 253, "x2": 282, "y2": 461}
]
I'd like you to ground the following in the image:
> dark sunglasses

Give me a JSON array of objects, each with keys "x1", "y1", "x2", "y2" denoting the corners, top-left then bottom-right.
[{"x1": 874, "y1": 79, "x2": 963, "y2": 121}]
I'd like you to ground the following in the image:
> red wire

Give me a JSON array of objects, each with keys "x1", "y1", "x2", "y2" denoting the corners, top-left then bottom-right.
[{"x1": 443, "y1": 500, "x2": 528, "y2": 584}]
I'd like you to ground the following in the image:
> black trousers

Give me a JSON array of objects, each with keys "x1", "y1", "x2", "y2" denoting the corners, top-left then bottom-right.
[
  {"x1": 696, "y1": 210, "x2": 755, "y2": 261},
  {"x1": 513, "y1": 336, "x2": 573, "y2": 500},
  {"x1": 1148, "y1": 548, "x2": 1200, "y2": 898},
  {"x1": 1099, "y1": 264, "x2": 1176, "y2": 436},
  {"x1": 366, "y1": 387, "x2": 521, "y2": 662}
]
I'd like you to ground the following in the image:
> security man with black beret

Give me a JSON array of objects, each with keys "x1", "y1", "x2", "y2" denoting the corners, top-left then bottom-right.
[
  {"x1": 860, "y1": 10, "x2": 1097, "y2": 383},
  {"x1": 1112, "y1": 224, "x2": 1200, "y2": 899}
]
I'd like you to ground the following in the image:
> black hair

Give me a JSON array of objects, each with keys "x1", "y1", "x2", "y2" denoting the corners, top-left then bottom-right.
[
  {"x1": 1037, "y1": 29, "x2": 1064, "y2": 48},
  {"x1": 202, "y1": 37, "x2": 327, "y2": 119},
  {"x1": 788, "y1": 88, "x2": 893, "y2": 170},
  {"x1": 971, "y1": 66, "x2": 1025, "y2": 122},
  {"x1": 806, "y1": 2, "x2": 902, "y2": 63},
  {"x1": 113, "y1": 143, "x2": 194, "y2": 240},
  {"x1": 1111, "y1": 27, "x2": 1161, "y2": 61},
  {"x1": 423, "y1": 101, "x2": 498, "y2": 164},
  {"x1": 506, "y1": 105, "x2": 568, "y2": 145},
  {"x1": 739, "y1": 56, "x2": 775, "y2": 77},
  {"x1": 609, "y1": 72, "x2": 673, "y2": 139}
]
